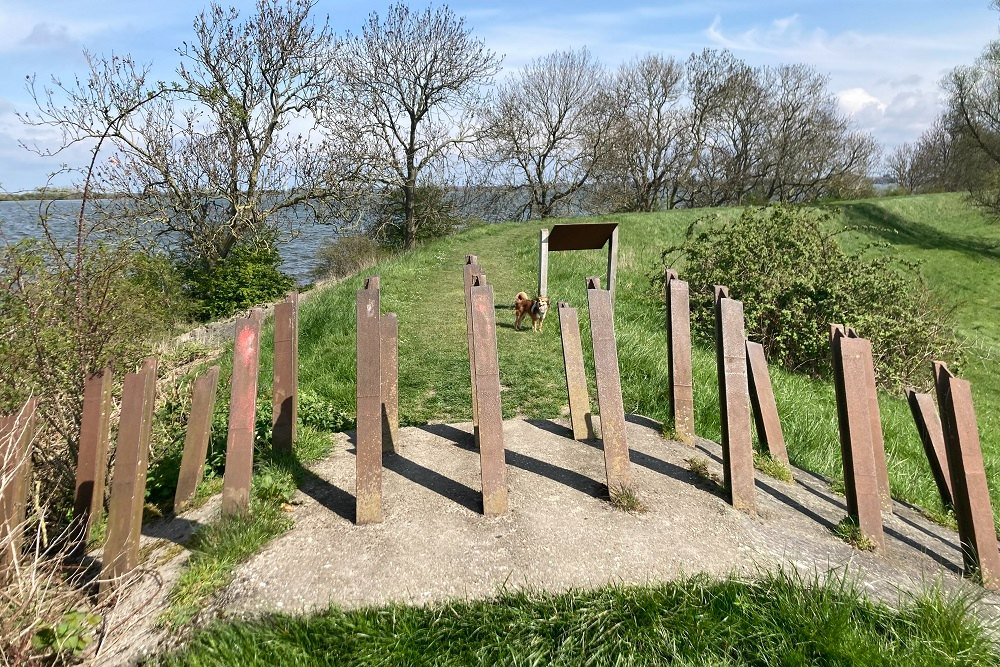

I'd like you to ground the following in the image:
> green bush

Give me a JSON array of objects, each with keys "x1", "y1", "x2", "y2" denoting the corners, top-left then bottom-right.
[
  {"x1": 374, "y1": 184, "x2": 467, "y2": 248},
  {"x1": 311, "y1": 235, "x2": 387, "y2": 281},
  {"x1": 657, "y1": 205, "x2": 962, "y2": 391},
  {"x1": 182, "y1": 242, "x2": 294, "y2": 321}
]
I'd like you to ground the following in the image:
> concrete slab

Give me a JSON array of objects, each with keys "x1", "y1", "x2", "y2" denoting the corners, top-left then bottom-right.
[{"x1": 218, "y1": 417, "x2": 994, "y2": 617}]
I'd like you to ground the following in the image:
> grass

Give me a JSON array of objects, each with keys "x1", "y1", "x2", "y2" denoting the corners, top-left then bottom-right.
[
  {"x1": 608, "y1": 484, "x2": 647, "y2": 514},
  {"x1": 247, "y1": 192, "x2": 1000, "y2": 530},
  {"x1": 153, "y1": 569, "x2": 998, "y2": 666},
  {"x1": 832, "y1": 516, "x2": 878, "y2": 553},
  {"x1": 159, "y1": 425, "x2": 333, "y2": 628},
  {"x1": 754, "y1": 451, "x2": 794, "y2": 483}
]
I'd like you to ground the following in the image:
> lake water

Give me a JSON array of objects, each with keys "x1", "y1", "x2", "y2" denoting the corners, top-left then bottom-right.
[{"x1": 0, "y1": 199, "x2": 343, "y2": 284}]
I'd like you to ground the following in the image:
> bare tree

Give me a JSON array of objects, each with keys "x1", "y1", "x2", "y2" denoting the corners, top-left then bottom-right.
[
  {"x1": 480, "y1": 47, "x2": 614, "y2": 219},
  {"x1": 886, "y1": 142, "x2": 920, "y2": 193},
  {"x1": 22, "y1": 0, "x2": 340, "y2": 269},
  {"x1": 323, "y1": 3, "x2": 501, "y2": 250},
  {"x1": 597, "y1": 54, "x2": 688, "y2": 212}
]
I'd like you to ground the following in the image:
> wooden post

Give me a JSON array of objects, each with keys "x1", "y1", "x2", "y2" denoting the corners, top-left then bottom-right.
[
  {"x1": 664, "y1": 269, "x2": 694, "y2": 443},
  {"x1": 846, "y1": 328, "x2": 891, "y2": 513},
  {"x1": 558, "y1": 302, "x2": 594, "y2": 440},
  {"x1": 222, "y1": 319, "x2": 261, "y2": 517},
  {"x1": 174, "y1": 366, "x2": 221, "y2": 514},
  {"x1": 745, "y1": 341, "x2": 790, "y2": 469},
  {"x1": 100, "y1": 362, "x2": 157, "y2": 595},
  {"x1": 464, "y1": 257, "x2": 481, "y2": 434},
  {"x1": 934, "y1": 362, "x2": 1000, "y2": 589},
  {"x1": 471, "y1": 284, "x2": 509, "y2": 516},
  {"x1": 0, "y1": 398, "x2": 37, "y2": 586},
  {"x1": 356, "y1": 278, "x2": 383, "y2": 524},
  {"x1": 714, "y1": 287, "x2": 755, "y2": 513},
  {"x1": 381, "y1": 313, "x2": 399, "y2": 452},
  {"x1": 272, "y1": 292, "x2": 298, "y2": 454},
  {"x1": 587, "y1": 278, "x2": 633, "y2": 497},
  {"x1": 72, "y1": 367, "x2": 113, "y2": 554},
  {"x1": 831, "y1": 328, "x2": 884, "y2": 550}
]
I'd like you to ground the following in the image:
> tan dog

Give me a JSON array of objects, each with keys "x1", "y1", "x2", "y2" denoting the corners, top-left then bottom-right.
[{"x1": 514, "y1": 292, "x2": 550, "y2": 331}]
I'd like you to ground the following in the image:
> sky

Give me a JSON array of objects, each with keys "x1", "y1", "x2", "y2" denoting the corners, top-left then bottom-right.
[{"x1": 0, "y1": 0, "x2": 997, "y2": 191}]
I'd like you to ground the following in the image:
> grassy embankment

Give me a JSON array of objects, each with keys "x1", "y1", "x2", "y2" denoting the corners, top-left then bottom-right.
[
  {"x1": 159, "y1": 192, "x2": 1000, "y2": 662},
  {"x1": 251, "y1": 192, "x2": 999, "y2": 527}
]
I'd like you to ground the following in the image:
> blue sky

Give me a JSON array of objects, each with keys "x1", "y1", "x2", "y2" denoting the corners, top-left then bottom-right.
[{"x1": 0, "y1": 0, "x2": 997, "y2": 191}]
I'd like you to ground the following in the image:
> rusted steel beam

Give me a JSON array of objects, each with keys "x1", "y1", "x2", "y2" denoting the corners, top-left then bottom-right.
[
  {"x1": 72, "y1": 367, "x2": 113, "y2": 555},
  {"x1": 356, "y1": 283, "x2": 383, "y2": 524},
  {"x1": 381, "y1": 313, "x2": 399, "y2": 453},
  {"x1": 846, "y1": 329, "x2": 891, "y2": 513},
  {"x1": 905, "y1": 389, "x2": 953, "y2": 509},
  {"x1": 471, "y1": 284, "x2": 508, "y2": 516},
  {"x1": 934, "y1": 362, "x2": 1000, "y2": 589},
  {"x1": 831, "y1": 329, "x2": 884, "y2": 550},
  {"x1": 174, "y1": 366, "x2": 221, "y2": 514},
  {"x1": 464, "y1": 259, "x2": 481, "y2": 433},
  {"x1": 587, "y1": 280, "x2": 633, "y2": 497},
  {"x1": 664, "y1": 269, "x2": 694, "y2": 444},
  {"x1": 714, "y1": 288, "x2": 755, "y2": 513},
  {"x1": 101, "y1": 363, "x2": 156, "y2": 595},
  {"x1": 745, "y1": 341, "x2": 790, "y2": 470},
  {"x1": 558, "y1": 302, "x2": 594, "y2": 440},
  {"x1": 0, "y1": 398, "x2": 37, "y2": 586},
  {"x1": 272, "y1": 292, "x2": 299, "y2": 454},
  {"x1": 222, "y1": 319, "x2": 261, "y2": 517}
]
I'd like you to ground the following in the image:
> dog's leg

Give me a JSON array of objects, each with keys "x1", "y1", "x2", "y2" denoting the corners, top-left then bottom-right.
[{"x1": 515, "y1": 311, "x2": 522, "y2": 330}]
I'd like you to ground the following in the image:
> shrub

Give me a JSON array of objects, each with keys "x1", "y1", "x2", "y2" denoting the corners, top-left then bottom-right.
[
  {"x1": 657, "y1": 205, "x2": 961, "y2": 391},
  {"x1": 311, "y1": 235, "x2": 387, "y2": 281},
  {"x1": 182, "y1": 242, "x2": 294, "y2": 321},
  {"x1": 372, "y1": 184, "x2": 467, "y2": 248}
]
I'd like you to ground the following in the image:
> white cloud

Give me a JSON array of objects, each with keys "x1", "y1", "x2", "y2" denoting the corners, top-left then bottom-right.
[{"x1": 838, "y1": 88, "x2": 886, "y2": 116}]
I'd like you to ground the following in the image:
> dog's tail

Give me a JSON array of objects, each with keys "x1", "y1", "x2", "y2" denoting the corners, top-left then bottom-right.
[{"x1": 514, "y1": 291, "x2": 529, "y2": 305}]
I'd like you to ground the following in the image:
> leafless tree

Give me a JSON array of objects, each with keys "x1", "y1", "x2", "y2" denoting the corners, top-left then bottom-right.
[
  {"x1": 323, "y1": 3, "x2": 501, "y2": 249},
  {"x1": 480, "y1": 47, "x2": 615, "y2": 219},
  {"x1": 21, "y1": 0, "x2": 340, "y2": 269},
  {"x1": 596, "y1": 54, "x2": 688, "y2": 212}
]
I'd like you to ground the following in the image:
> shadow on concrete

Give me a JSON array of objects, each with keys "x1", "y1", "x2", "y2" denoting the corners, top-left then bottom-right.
[
  {"x1": 418, "y1": 423, "x2": 475, "y2": 450},
  {"x1": 526, "y1": 419, "x2": 574, "y2": 439},
  {"x1": 296, "y1": 465, "x2": 355, "y2": 523},
  {"x1": 756, "y1": 478, "x2": 838, "y2": 533},
  {"x1": 504, "y1": 449, "x2": 604, "y2": 499},
  {"x1": 140, "y1": 516, "x2": 203, "y2": 546},
  {"x1": 883, "y1": 524, "x2": 962, "y2": 576},
  {"x1": 796, "y1": 477, "x2": 848, "y2": 513},
  {"x1": 891, "y1": 509, "x2": 959, "y2": 551},
  {"x1": 383, "y1": 451, "x2": 481, "y2": 514}
]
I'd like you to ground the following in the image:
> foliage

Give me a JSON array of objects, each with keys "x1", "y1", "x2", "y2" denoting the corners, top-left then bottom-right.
[
  {"x1": 31, "y1": 610, "x2": 102, "y2": 662},
  {"x1": 373, "y1": 185, "x2": 468, "y2": 249},
  {"x1": 155, "y1": 569, "x2": 999, "y2": 666},
  {"x1": 181, "y1": 242, "x2": 295, "y2": 321},
  {"x1": 311, "y1": 235, "x2": 387, "y2": 282},
  {"x1": 753, "y1": 451, "x2": 793, "y2": 483},
  {"x1": 656, "y1": 205, "x2": 962, "y2": 391},
  {"x1": 325, "y1": 2, "x2": 501, "y2": 249},
  {"x1": 833, "y1": 516, "x2": 877, "y2": 552},
  {"x1": 0, "y1": 237, "x2": 182, "y2": 520}
]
